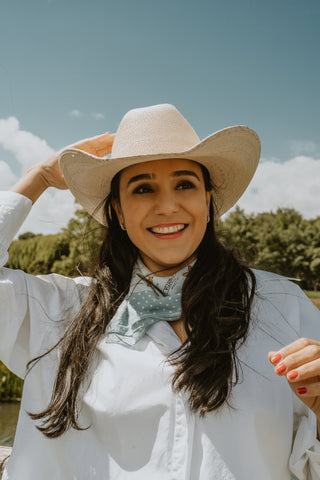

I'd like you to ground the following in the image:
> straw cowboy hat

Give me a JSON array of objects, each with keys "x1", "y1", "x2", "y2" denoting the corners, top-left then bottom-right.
[{"x1": 59, "y1": 103, "x2": 261, "y2": 225}]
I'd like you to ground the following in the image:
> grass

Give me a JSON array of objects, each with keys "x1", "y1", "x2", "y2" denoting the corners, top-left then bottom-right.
[
  {"x1": 304, "y1": 290, "x2": 320, "y2": 299},
  {"x1": 304, "y1": 290, "x2": 320, "y2": 309}
]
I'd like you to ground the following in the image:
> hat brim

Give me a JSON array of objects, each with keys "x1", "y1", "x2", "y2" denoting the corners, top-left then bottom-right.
[{"x1": 59, "y1": 125, "x2": 261, "y2": 225}]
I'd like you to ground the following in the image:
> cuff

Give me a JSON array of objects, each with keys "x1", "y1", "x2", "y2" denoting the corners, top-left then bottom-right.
[
  {"x1": 290, "y1": 411, "x2": 320, "y2": 479},
  {"x1": 0, "y1": 191, "x2": 32, "y2": 265}
]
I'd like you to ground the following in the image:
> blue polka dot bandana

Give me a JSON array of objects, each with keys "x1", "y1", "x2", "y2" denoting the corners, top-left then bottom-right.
[{"x1": 105, "y1": 258, "x2": 194, "y2": 346}]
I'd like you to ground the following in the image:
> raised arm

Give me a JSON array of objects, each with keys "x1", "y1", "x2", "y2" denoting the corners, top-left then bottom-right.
[
  {"x1": 0, "y1": 132, "x2": 115, "y2": 377},
  {"x1": 9, "y1": 132, "x2": 115, "y2": 203}
]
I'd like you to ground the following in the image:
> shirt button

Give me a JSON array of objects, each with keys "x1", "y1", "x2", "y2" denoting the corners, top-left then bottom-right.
[
  {"x1": 0, "y1": 207, "x2": 10, "y2": 217},
  {"x1": 176, "y1": 425, "x2": 185, "y2": 437}
]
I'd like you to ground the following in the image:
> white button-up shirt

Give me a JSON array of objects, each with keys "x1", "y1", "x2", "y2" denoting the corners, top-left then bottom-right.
[{"x1": 1, "y1": 191, "x2": 320, "y2": 479}]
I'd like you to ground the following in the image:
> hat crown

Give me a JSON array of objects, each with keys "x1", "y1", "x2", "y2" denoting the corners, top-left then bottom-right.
[{"x1": 111, "y1": 104, "x2": 200, "y2": 158}]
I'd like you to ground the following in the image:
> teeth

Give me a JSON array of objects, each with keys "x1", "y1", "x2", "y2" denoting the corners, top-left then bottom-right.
[{"x1": 151, "y1": 224, "x2": 185, "y2": 234}]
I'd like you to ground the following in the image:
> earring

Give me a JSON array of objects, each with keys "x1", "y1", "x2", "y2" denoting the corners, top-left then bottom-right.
[
  {"x1": 120, "y1": 223, "x2": 126, "y2": 231},
  {"x1": 207, "y1": 214, "x2": 210, "y2": 223}
]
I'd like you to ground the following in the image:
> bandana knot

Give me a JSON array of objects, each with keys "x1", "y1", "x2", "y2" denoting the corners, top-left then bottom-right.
[{"x1": 105, "y1": 258, "x2": 193, "y2": 346}]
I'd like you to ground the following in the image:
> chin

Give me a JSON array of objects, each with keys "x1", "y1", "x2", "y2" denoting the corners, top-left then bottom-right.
[
  {"x1": 162, "y1": 256, "x2": 192, "y2": 267},
  {"x1": 142, "y1": 252, "x2": 196, "y2": 275}
]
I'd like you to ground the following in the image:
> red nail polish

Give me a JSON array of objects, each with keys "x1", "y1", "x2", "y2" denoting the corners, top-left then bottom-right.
[
  {"x1": 287, "y1": 370, "x2": 298, "y2": 380},
  {"x1": 297, "y1": 387, "x2": 307, "y2": 395},
  {"x1": 275, "y1": 363, "x2": 286, "y2": 374},
  {"x1": 271, "y1": 353, "x2": 282, "y2": 364}
]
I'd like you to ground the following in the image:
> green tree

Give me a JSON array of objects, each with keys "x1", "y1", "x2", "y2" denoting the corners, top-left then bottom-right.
[
  {"x1": 8, "y1": 233, "x2": 69, "y2": 275},
  {"x1": 52, "y1": 209, "x2": 106, "y2": 277},
  {"x1": 0, "y1": 362, "x2": 23, "y2": 402},
  {"x1": 217, "y1": 207, "x2": 257, "y2": 264},
  {"x1": 218, "y1": 208, "x2": 320, "y2": 290},
  {"x1": 18, "y1": 231, "x2": 37, "y2": 240}
]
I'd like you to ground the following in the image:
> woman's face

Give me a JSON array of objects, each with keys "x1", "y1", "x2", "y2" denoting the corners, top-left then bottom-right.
[{"x1": 114, "y1": 158, "x2": 211, "y2": 276}]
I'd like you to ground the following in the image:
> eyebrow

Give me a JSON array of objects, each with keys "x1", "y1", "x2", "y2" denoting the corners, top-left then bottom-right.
[
  {"x1": 171, "y1": 170, "x2": 200, "y2": 181},
  {"x1": 127, "y1": 173, "x2": 155, "y2": 186},
  {"x1": 126, "y1": 170, "x2": 200, "y2": 187}
]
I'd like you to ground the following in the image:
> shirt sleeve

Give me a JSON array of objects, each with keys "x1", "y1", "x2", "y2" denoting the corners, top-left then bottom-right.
[
  {"x1": 288, "y1": 284, "x2": 320, "y2": 479},
  {"x1": 0, "y1": 191, "x2": 90, "y2": 378}
]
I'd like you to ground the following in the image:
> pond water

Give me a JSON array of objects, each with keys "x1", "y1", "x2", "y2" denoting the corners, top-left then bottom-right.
[{"x1": 0, "y1": 402, "x2": 20, "y2": 446}]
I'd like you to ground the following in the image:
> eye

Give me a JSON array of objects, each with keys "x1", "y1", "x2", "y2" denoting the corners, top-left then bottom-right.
[
  {"x1": 176, "y1": 180, "x2": 195, "y2": 190},
  {"x1": 133, "y1": 183, "x2": 154, "y2": 194}
]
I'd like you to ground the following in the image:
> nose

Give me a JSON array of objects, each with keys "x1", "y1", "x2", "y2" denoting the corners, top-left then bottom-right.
[{"x1": 153, "y1": 189, "x2": 179, "y2": 215}]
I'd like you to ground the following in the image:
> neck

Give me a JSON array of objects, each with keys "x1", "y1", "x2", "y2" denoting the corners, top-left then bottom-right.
[{"x1": 138, "y1": 254, "x2": 196, "y2": 277}]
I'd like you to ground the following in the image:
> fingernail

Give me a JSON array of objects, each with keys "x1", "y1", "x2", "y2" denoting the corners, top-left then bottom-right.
[
  {"x1": 297, "y1": 387, "x2": 307, "y2": 395},
  {"x1": 287, "y1": 370, "x2": 298, "y2": 380},
  {"x1": 271, "y1": 353, "x2": 282, "y2": 364},
  {"x1": 275, "y1": 363, "x2": 286, "y2": 374}
]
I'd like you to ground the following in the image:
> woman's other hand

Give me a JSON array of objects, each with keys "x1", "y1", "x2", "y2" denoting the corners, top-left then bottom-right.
[
  {"x1": 39, "y1": 131, "x2": 115, "y2": 190},
  {"x1": 269, "y1": 338, "x2": 320, "y2": 436},
  {"x1": 69, "y1": 131, "x2": 115, "y2": 158},
  {"x1": 9, "y1": 132, "x2": 115, "y2": 203}
]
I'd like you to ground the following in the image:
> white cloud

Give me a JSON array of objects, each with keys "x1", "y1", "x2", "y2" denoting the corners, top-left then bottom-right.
[
  {"x1": 0, "y1": 160, "x2": 17, "y2": 189},
  {"x1": 69, "y1": 110, "x2": 105, "y2": 120},
  {"x1": 69, "y1": 109, "x2": 82, "y2": 117},
  {"x1": 0, "y1": 116, "x2": 76, "y2": 235},
  {"x1": 230, "y1": 155, "x2": 320, "y2": 219},
  {"x1": 0, "y1": 117, "x2": 54, "y2": 170},
  {"x1": 19, "y1": 189, "x2": 77, "y2": 236},
  {"x1": 91, "y1": 112, "x2": 105, "y2": 120}
]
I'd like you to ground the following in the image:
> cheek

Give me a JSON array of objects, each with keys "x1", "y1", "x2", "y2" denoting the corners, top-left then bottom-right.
[
  {"x1": 189, "y1": 194, "x2": 209, "y2": 218},
  {"x1": 121, "y1": 200, "x2": 150, "y2": 240},
  {"x1": 191, "y1": 196, "x2": 210, "y2": 236}
]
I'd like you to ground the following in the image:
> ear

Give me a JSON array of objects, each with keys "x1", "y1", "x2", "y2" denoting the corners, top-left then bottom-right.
[
  {"x1": 206, "y1": 190, "x2": 212, "y2": 208},
  {"x1": 112, "y1": 199, "x2": 124, "y2": 225}
]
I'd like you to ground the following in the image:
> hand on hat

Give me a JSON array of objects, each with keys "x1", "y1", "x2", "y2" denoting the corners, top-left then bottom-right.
[
  {"x1": 9, "y1": 132, "x2": 116, "y2": 203},
  {"x1": 70, "y1": 131, "x2": 115, "y2": 157},
  {"x1": 40, "y1": 132, "x2": 116, "y2": 190},
  {"x1": 269, "y1": 338, "x2": 320, "y2": 437}
]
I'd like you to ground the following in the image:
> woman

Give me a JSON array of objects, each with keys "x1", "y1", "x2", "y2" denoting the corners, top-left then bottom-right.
[{"x1": 0, "y1": 103, "x2": 320, "y2": 479}]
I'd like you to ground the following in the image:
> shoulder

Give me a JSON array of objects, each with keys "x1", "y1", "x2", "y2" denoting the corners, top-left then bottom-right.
[
  {"x1": 251, "y1": 268, "x2": 303, "y2": 297},
  {"x1": 250, "y1": 268, "x2": 320, "y2": 339},
  {"x1": 33, "y1": 272, "x2": 92, "y2": 303},
  {"x1": 0, "y1": 266, "x2": 92, "y2": 310},
  {"x1": 68, "y1": 275, "x2": 91, "y2": 303},
  {"x1": 35, "y1": 272, "x2": 92, "y2": 289}
]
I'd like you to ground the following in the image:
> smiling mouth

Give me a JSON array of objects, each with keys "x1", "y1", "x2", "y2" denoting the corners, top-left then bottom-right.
[{"x1": 148, "y1": 223, "x2": 187, "y2": 235}]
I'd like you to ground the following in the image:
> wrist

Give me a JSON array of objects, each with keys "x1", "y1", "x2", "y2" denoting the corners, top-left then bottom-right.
[
  {"x1": 27, "y1": 164, "x2": 50, "y2": 187},
  {"x1": 9, "y1": 164, "x2": 49, "y2": 204}
]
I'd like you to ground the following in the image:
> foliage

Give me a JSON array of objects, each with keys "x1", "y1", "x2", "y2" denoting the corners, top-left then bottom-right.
[
  {"x1": 52, "y1": 209, "x2": 106, "y2": 277},
  {"x1": 216, "y1": 207, "x2": 320, "y2": 290},
  {"x1": 0, "y1": 363, "x2": 23, "y2": 402},
  {"x1": 18, "y1": 231, "x2": 37, "y2": 241},
  {"x1": 8, "y1": 233, "x2": 69, "y2": 275},
  {"x1": 8, "y1": 209, "x2": 106, "y2": 277},
  {"x1": 6, "y1": 205, "x2": 320, "y2": 287}
]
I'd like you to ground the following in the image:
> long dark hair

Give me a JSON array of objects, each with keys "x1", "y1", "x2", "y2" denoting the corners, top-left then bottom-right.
[{"x1": 28, "y1": 164, "x2": 256, "y2": 437}]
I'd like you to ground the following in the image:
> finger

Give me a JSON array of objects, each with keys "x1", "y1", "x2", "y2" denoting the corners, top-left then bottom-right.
[
  {"x1": 71, "y1": 132, "x2": 111, "y2": 157},
  {"x1": 290, "y1": 378, "x2": 320, "y2": 398},
  {"x1": 269, "y1": 337, "x2": 320, "y2": 365},
  {"x1": 285, "y1": 358, "x2": 320, "y2": 383},
  {"x1": 94, "y1": 132, "x2": 114, "y2": 156},
  {"x1": 271, "y1": 344, "x2": 320, "y2": 377}
]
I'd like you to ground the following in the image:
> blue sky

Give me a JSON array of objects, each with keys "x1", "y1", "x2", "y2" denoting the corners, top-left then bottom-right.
[{"x1": 0, "y1": 0, "x2": 319, "y2": 234}]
